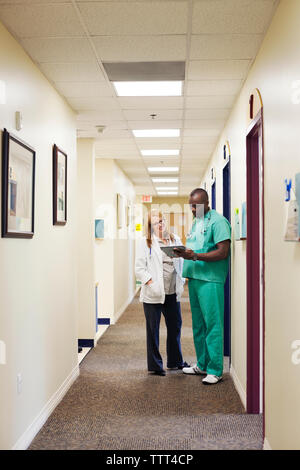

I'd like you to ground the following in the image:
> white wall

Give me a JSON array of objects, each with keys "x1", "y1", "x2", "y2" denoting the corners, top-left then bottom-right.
[
  {"x1": 77, "y1": 139, "x2": 96, "y2": 340},
  {"x1": 0, "y1": 22, "x2": 78, "y2": 449},
  {"x1": 201, "y1": 0, "x2": 300, "y2": 449},
  {"x1": 94, "y1": 159, "x2": 136, "y2": 323}
]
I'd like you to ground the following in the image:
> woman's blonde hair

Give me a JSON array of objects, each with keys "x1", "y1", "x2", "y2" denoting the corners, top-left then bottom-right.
[{"x1": 146, "y1": 210, "x2": 174, "y2": 248}]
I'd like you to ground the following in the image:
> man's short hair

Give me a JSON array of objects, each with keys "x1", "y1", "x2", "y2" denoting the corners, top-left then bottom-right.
[{"x1": 190, "y1": 188, "x2": 209, "y2": 201}]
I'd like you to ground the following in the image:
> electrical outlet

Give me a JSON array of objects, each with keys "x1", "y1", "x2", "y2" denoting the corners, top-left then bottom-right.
[{"x1": 17, "y1": 373, "x2": 22, "y2": 394}]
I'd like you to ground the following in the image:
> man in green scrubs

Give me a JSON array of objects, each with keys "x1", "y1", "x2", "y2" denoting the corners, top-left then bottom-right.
[{"x1": 174, "y1": 188, "x2": 231, "y2": 385}]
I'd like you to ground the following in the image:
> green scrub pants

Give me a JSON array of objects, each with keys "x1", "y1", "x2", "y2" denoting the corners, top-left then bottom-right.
[{"x1": 188, "y1": 279, "x2": 224, "y2": 377}]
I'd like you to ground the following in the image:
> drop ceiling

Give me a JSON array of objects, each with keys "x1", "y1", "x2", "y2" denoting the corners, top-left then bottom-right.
[{"x1": 0, "y1": 0, "x2": 279, "y2": 196}]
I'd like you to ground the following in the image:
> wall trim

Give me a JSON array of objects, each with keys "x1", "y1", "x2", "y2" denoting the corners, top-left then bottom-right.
[
  {"x1": 78, "y1": 338, "x2": 94, "y2": 348},
  {"x1": 230, "y1": 364, "x2": 246, "y2": 410},
  {"x1": 112, "y1": 286, "x2": 139, "y2": 325},
  {"x1": 263, "y1": 438, "x2": 272, "y2": 450},
  {"x1": 12, "y1": 364, "x2": 79, "y2": 450}
]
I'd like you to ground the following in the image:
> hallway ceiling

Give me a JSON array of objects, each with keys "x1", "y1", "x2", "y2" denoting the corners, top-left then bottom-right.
[{"x1": 0, "y1": 0, "x2": 278, "y2": 196}]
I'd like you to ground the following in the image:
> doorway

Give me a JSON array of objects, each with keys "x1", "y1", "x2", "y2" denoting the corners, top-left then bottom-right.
[
  {"x1": 211, "y1": 181, "x2": 216, "y2": 210},
  {"x1": 246, "y1": 110, "x2": 264, "y2": 415},
  {"x1": 223, "y1": 159, "x2": 231, "y2": 358}
]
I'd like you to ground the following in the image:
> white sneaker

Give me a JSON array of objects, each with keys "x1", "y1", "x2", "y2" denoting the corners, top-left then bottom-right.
[
  {"x1": 182, "y1": 364, "x2": 206, "y2": 375},
  {"x1": 202, "y1": 374, "x2": 222, "y2": 385}
]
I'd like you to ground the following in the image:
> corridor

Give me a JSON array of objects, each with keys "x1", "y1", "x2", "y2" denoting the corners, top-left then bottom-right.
[
  {"x1": 29, "y1": 287, "x2": 262, "y2": 451},
  {"x1": 1, "y1": 0, "x2": 300, "y2": 452}
]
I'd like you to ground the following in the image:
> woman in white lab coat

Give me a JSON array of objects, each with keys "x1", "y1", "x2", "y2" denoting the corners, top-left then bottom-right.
[{"x1": 135, "y1": 210, "x2": 189, "y2": 376}]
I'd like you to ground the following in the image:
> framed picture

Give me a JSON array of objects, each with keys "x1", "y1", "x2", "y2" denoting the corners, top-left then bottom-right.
[
  {"x1": 53, "y1": 144, "x2": 67, "y2": 225},
  {"x1": 1, "y1": 128, "x2": 35, "y2": 238},
  {"x1": 95, "y1": 219, "x2": 104, "y2": 239},
  {"x1": 117, "y1": 193, "x2": 124, "y2": 229}
]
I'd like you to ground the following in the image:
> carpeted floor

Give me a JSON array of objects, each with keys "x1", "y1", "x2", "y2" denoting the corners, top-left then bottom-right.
[{"x1": 29, "y1": 287, "x2": 263, "y2": 450}]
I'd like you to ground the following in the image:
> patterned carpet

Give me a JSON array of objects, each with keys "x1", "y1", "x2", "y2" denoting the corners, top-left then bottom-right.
[{"x1": 29, "y1": 287, "x2": 263, "y2": 450}]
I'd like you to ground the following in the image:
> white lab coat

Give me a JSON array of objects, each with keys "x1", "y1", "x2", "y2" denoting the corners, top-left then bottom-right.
[{"x1": 135, "y1": 234, "x2": 185, "y2": 304}]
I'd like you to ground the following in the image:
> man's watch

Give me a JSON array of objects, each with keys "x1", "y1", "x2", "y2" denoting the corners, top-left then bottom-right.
[{"x1": 192, "y1": 253, "x2": 198, "y2": 261}]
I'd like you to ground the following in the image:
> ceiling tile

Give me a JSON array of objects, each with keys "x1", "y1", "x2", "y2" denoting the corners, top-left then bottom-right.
[
  {"x1": 143, "y1": 158, "x2": 180, "y2": 167},
  {"x1": 185, "y1": 95, "x2": 235, "y2": 109},
  {"x1": 123, "y1": 109, "x2": 183, "y2": 121},
  {"x1": 118, "y1": 97, "x2": 184, "y2": 110},
  {"x1": 0, "y1": 4, "x2": 83, "y2": 38},
  {"x1": 77, "y1": 113, "x2": 126, "y2": 124},
  {"x1": 55, "y1": 82, "x2": 113, "y2": 98},
  {"x1": 190, "y1": 34, "x2": 263, "y2": 60},
  {"x1": 39, "y1": 62, "x2": 105, "y2": 82},
  {"x1": 20, "y1": 37, "x2": 94, "y2": 63},
  {"x1": 93, "y1": 35, "x2": 186, "y2": 62},
  {"x1": 66, "y1": 96, "x2": 120, "y2": 112},
  {"x1": 182, "y1": 143, "x2": 215, "y2": 153},
  {"x1": 78, "y1": 2, "x2": 188, "y2": 35},
  {"x1": 183, "y1": 128, "x2": 221, "y2": 137},
  {"x1": 184, "y1": 119, "x2": 225, "y2": 130},
  {"x1": 192, "y1": 0, "x2": 278, "y2": 34},
  {"x1": 185, "y1": 109, "x2": 230, "y2": 120},
  {"x1": 134, "y1": 185, "x2": 155, "y2": 195},
  {"x1": 188, "y1": 60, "x2": 251, "y2": 80},
  {"x1": 186, "y1": 79, "x2": 243, "y2": 96},
  {"x1": 182, "y1": 135, "x2": 218, "y2": 145}
]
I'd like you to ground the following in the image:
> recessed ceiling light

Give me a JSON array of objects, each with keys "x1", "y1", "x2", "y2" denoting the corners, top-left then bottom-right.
[
  {"x1": 133, "y1": 129, "x2": 180, "y2": 138},
  {"x1": 148, "y1": 167, "x2": 179, "y2": 172},
  {"x1": 157, "y1": 191, "x2": 178, "y2": 195},
  {"x1": 152, "y1": 178, "x2": 179, "y2": 183},
  {"x1": 113, "y1": 81, "x2": 182, "y2": 96},
  {"x1": 155, "y1": 186, "x2": 178, "y2": 191},
  {"x1": 141, "y1": 149, "x2": 180, "y2": 156}
]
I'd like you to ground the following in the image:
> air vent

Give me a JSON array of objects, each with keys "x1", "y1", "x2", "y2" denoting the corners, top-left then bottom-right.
[{"x1": 103, "y1": 61, "x2": 185, "y2": 81}]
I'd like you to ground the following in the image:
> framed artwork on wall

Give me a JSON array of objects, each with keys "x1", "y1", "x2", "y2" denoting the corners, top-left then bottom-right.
[
  {"x1": 53, "y1": 144, "x2": 67, "y2": 225},
  {"x1": 95, "y1": 218, "x2": 104, "y2": 239},
  {"x1": 117, "y1": 193, "x2": 124, "y2": 229},
  {"x1": 1, "y1": 128, "x2": 35, "y2": 238}
]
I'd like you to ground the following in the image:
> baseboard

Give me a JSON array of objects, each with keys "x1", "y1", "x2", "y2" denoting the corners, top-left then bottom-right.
[
  {"x1": 12, "y1": 363, "x2": 79, "y2": 450},
  {"x1": 230, "y1": 364, "x2": 246, "y2": 411},
  {"x1": 263, "y1": 438, "x2": 272, "y2": 450},
  {"x1": 112, "y1": 286, "x2": 139, "y2": 325}
]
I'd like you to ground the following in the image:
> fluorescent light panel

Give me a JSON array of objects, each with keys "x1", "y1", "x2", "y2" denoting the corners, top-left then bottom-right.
[
  {"x1": 113, "y1": 81, "x2": 182, "y2": 96},
  {"x1": 152, "y1": 178, "x2": 179, "y2": 183},
  {"x1": 141, "y1": 149, "x2": 180, "y2": 156},
  {"x1": 148, "y1": 167, "x2": 178, "y2": 172}
]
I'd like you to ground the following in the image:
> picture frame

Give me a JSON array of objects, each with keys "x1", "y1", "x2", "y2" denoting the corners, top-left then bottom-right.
[
  {"x1": 117, "y1": 193, "x2": 124, "y2": 229},
  {"x1": 53, "y1": 144, "x2": 67, "y2": 225},
  {"x1": 95, "y1": 218, "x2": 104, "y2": 239},
  {"x1": 1, "y1": 128, "x2": 35, "y2": 238}
]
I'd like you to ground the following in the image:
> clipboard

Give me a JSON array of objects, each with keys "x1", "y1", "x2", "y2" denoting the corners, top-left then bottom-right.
[{"x1": 160, "y1": 245, "x2": 186, "y2": 258}]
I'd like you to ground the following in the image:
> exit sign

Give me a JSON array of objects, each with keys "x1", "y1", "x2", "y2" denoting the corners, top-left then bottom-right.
[{"x1": 142, "y1": 195, "x2": 152, "y2": 203}]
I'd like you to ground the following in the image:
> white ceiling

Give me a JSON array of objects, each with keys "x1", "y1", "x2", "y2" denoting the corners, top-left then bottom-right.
[{"x1": 0, "y1": 0, "x2": 279, "y2": 196}]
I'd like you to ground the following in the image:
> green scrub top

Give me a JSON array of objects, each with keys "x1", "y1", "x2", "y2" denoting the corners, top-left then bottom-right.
[{"x1": 182, "y1": 210, "x2": 231, "y2": 284}]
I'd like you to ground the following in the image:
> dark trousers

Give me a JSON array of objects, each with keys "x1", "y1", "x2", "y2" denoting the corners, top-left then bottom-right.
[{"x1": 143, "y1": 294, "x2": 184, "y2": 371}]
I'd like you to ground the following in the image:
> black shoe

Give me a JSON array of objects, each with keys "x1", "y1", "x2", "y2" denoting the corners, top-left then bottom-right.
[
  {"x1": 151, "y1": 370, "x2": 166, "y2": 376},
  {"x1": 177, "y1": 361, "x2": 191, "y2": 370}
]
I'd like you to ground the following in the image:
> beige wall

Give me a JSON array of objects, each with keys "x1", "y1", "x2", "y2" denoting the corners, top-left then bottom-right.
[
  {"x1": 0, "y1": 22, "x2": 78, "y2": 449},
  {"x1": 94, "y1": 159, "x2": 136, "y2": 323},
  {"x1": 77, "y1": 139, "x2": 96, "y2": 340},
  {"x1": 202, "y1": 0, "x2": 300, "y2": 449}
]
